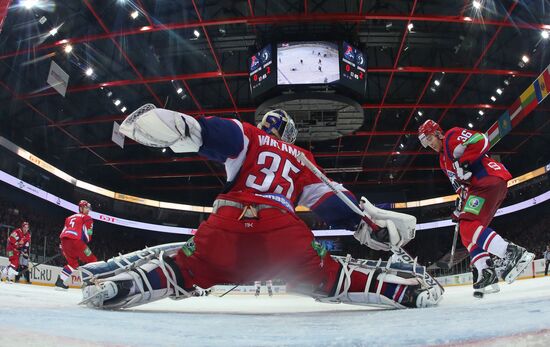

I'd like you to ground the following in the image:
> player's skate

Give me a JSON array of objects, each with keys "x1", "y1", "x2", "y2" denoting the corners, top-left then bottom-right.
[
  {"x1": 55, "y1": 275, "x2": 69, "y2": 290},
  {"x1": 81, "y1": 251, "x2": 197, "y2": 309},
  {"x1": 313, "y1": 255, "x2": 443, "y2": 309},
  {"x1": 498, "y1": 243, "x2": 535, "y2": 284},
  {"x1": 472, "y1": 260, "x2": 499, "y2": 299}
]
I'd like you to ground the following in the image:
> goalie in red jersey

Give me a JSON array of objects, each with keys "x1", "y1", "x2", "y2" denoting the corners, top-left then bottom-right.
[
  {"x1": 80, "y1": 105, "x2": 442, "y2": 310},
  {"x1": 418, "y1": 119, "x2": 534, "y2": 297}
]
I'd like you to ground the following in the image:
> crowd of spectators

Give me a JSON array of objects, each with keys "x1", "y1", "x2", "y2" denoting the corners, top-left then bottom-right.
[{"x1": 1, "y1": 172, "x2": 548, "y2": 272}]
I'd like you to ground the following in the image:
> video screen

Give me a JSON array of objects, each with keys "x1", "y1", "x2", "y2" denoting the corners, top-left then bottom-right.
[
  {"x1": 249, "y1": 44, "x2": 275, "y2": 98},
  {"x1": 277, "y1": 41, "x2": 339, "y2": 85}
]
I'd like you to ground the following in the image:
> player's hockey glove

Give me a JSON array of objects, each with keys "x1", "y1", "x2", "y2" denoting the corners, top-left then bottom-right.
[
  {"x1": 452, "y1": 161, "x2": 472, "y2": 181},
  {"x1": 451, "y1": 197, "x2": 462, "y2": 223},
  {"x1": 354, "y1": 197, "x2": 417, "y2": 251}
]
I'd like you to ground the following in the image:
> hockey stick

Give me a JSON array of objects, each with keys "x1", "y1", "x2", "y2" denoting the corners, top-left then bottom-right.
[
  {"x1": 436, "y1": 223, "x2": 459, "y2": 270},
  {"x1": 296, "y1": 152, "x2": 444, "y2": 292},
  {"x1": 218, "y1": 284, "x2": 239, "y2": 297}
]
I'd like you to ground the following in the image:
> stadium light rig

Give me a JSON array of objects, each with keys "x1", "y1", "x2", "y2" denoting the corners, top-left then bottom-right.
[
  {"x1": 521, "y1": 55, "x2": 530, "y2": 63},
  {"x1": 121, "y1": 106, "x2": 127, "y2": 113},
  {"x1": 542, "y1": 31, "x2": 549, "y2": 39},
  {"x1": 478, "y1": 110, "x2": 484, "y2": 116},
  {"x1": 193, "y1": 29, "x2": 201, "y2": 38},
  {"x1": 407, "y1": 23, "x2": 414, "y2": 32},
  {"x1": 85, "y1": 67, "x2": 94, "y2": 76},
  {"x1": 131, "y1": 11, "x2": 139, "y2": 19},
  {"x1": 114, "y1": 99, "x2": 121, "y2": 106},
  {"x1": 49, "y1": 27, "x2": 58, "y2": 36},
  {"x1": 22, "y1": 0, "x2": 39, "y2": 10},
  {"x1": 473, "y1": 0, "x2": 482, "y2": 10},
  {"x1": 63, "y1": 44, "x2": 73, "y2": 54},
  {"x1": 468, "y1": 122, "x2": 474, "y2": 128},
  {"x1": 176, "y1": 88, "x2": 183, "y2": 94},
  {"x1": 491, "y1": 96, "x2": 496, "y2": 102},
  {"x1": 496, "y1": 88, "x2": 503, "y2": 95}
]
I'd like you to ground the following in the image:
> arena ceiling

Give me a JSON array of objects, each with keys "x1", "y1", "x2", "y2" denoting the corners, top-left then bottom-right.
[{"x1": 1, "y1": 0, "x2": 549, "y2": 205}]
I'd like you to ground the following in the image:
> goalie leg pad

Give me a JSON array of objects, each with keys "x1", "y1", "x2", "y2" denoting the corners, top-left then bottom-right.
[
  {"x1": 80, "y1": 242, "x2": 187, "y2": 285},
  {"x1": 314, "y1": 255, "x2": 442, "y2": 309},
  {"x1": 81, "y1": 252, "x2": 193, "y2": 310}
]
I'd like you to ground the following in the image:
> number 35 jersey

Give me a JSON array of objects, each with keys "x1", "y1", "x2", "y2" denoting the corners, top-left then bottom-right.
[
  {"x1": 196, "y1": 117, "x2": 360, "y2": 229},
  {"x1": 440, "y1": 127, "x2": 512, "y2": 192}
]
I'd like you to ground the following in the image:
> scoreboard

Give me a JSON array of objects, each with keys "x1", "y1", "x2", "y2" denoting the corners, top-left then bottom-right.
[
  {"x1": 249, "y1": 41, "x2": 367, "y2": 99},
  {"x1": 339, "y1": 41, "x2": 367, "y2": 96},
  {"x1": 249, "y1": 44, "x2": 275, "y2": 97}
]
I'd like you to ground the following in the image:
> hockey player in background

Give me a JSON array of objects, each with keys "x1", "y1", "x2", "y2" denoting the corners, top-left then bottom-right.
[
  {"x1": 254, "y1": 280, "x2": 273, "y2": 297},
  {"x1": 418, "y1": 119, "x2": 535, "y2": 297},
  {"x1": 15, "y1": 242, "x2": 31, "y2": 284},
  {"x1": 1, "y1": 221, "x2": 31, "y2": 283},
  {"x1": 80, "y1": 106, "x2": 442, "y2": 310},
  {"x1": 55, "y1": 200, "x2": 98, "y2": 289}
]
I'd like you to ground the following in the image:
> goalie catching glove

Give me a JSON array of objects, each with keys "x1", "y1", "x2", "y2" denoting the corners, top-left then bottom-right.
[
  {"x1": 119, "y1": 104, "x2": 203, "y2": 153},
  {"x1": 354, "y1": 197, "x2": 416, "y2": 251}
]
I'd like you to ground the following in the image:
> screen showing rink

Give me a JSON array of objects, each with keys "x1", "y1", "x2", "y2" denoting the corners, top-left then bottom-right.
[{"x1": 277, "y1": 42, "x2": 339, "y2": 85}]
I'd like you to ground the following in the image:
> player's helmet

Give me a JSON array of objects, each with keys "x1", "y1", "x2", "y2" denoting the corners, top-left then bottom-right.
[
  {"x1": 257, "y1": 109, "x2": 298, "y2": 144},
  {"x1": 418, "y1": 119, "x2": 442, "y2": 148},
  {"x1": 78, "y1": 200, "x2": 91, "y2": 213}
]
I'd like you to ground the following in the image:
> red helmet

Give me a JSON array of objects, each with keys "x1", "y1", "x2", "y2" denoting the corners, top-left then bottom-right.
[
  {"x1": 78, "y1": 200, "x2": 91, "y2": 212},
  {"x1": 418, "y1": 119, "x2": 442, "y2": 148}
]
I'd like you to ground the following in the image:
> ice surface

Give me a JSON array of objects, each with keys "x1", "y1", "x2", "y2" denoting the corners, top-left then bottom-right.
[
  {"x1": 277, "y1": 45, "x2": 340, "y2": 85},
  {"x1": 1, "y1": 277, "x2": 550, "y2": 346}
]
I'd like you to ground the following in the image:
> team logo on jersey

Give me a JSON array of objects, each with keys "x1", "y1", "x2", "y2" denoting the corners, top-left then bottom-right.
[{"x1": 464, "y1": 195, "x2": 485, "y2": 215}]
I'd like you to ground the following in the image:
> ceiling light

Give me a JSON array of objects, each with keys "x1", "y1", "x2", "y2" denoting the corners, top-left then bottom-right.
[
  {"x1": 464, "y1": 16, "x2": 472, "y2": 22},
  {"x1": 395, "y1": 151, "x2": 401, "y2": 155},
  {"x1": 162, "y1": 148, "x2": 167, "y2": 153},
  {"x1": 496, "y1": 88, "x2": 503, "y2": 95},
  {"x1": 49, "y1": 27, "x2": 58, "y2": 36},
  {"x1": 85, "y1": 67, "x2": 93, "y2": 76},
  {"x1": 176, "y1": 87, "x2": 183, "y2": 94},
  {"x1": 399, "y1": 143, "x2": 405, "y2": 149},
  {"x1": 473, "y1": 0, "x2": 481, "y2": 9},
  {"x1": 114, "y1": 99, "x2": 121, "y2": 106},
  {"x1": 478, "y1": 110, "x2": 484, "y2": 116},
  {"x1": 140, "y1": 26, "x2": 152, "y2": 31},
  {"x1": 417, "y1": 111, "x2": 423, "y2": 116},
  {"x1": 106, "y1": 91, "x2": 113, "y2": 98},
  {"x1": 504, "y1": 79, "x2": 510, "y2": 86},
  {"x1": 430, "y1": 87, "x2": 436, "y2": 93},
  {"x1": 521, "y1": 55, "x2": 530, "y2": 63},
  {"x1": 542, "y1": 31, "x2": 549, "y2": 39},
  {"x1": 434, "y1": 80, "x2": 440, "y2": 86},
  {"x1": 130, "y1": 11, "x2": 139, "y2": 19},
  {"x1": 121, "y1": 106, "x2": 127, "y2": 113},
  {"x1": 193, "y1": 29, "x2": 201, "y2": 38},
  {"x1": 490, "y1": 96, "x2": 496, "y2": 102},
  {"x1": 63, "y1": 44, "x2": 73, "y2": 53},
  {"x1": 468, "y1": 122, "x2": 474, "y2": 128},
  {"x1": 22, "y1": 0, "x2": 39, "y2": 10},
  {"x1": 407, "y1": 23, "x2": 414, "y2": 32}
]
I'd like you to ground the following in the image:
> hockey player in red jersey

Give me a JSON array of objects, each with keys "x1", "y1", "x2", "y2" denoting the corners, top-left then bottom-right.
[
  {"x1": 55, "y1": 200, "x2": 98, "y2": 289},
  {"x1": 418, "y1": 119, "x2": 534, "y2": 296},
  {"x1": 1, "y1": 221, "x2": 31, "y2": 283},
  {"x1": 80, "y1": 106, "x2": 442, "y2": 310}
]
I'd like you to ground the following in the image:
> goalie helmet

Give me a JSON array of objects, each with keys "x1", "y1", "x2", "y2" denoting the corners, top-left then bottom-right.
[
  {"x1": 257, "y1": 109, "x2": 298, "y2": 144},
  {"x1": 78, "y1": 200, "x2": 92, "y2": 213},
  {"x1": 418, "y1": 119, "x2": 442, "y2": 148}
]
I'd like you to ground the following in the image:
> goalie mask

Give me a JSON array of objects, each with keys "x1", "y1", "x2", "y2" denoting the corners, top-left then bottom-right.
[
  {"x1": 418, "y1": 119, "x2": 442, "y2": 148},
  {"x1": 257, "y1": 109, "x2": 298, "y2": 144}
]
